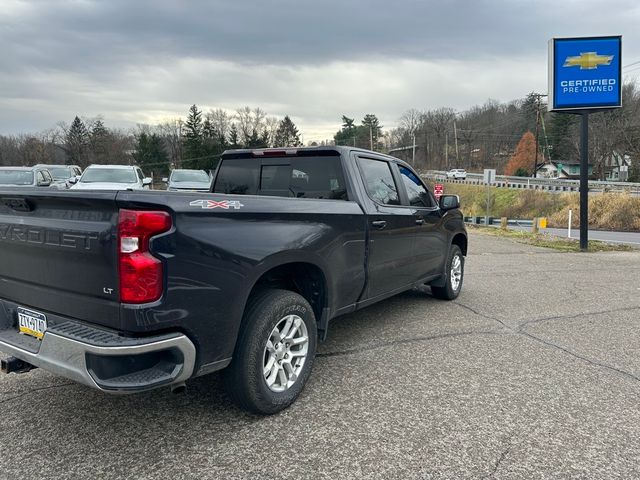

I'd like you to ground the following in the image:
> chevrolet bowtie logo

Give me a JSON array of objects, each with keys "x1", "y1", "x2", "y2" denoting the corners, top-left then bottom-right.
[{"x1": 563, "y1": 51, "x2": 613, "y2": 70}]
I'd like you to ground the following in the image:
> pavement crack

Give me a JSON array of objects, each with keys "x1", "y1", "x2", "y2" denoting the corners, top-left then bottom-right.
[
  {"x1": 0, "y1": 382, "x2": 75, "y2": 405},
  {"x1": 520, "y1": 331, "x2": 640, "y2": 383},
  {"x1": 518, "y1": 305, "x2": 640, "y2": 330},
  {"x1": 452, "y1": 303, "x2": 640, "y2": 384},
  {"x1": 317, "y1": 330, "x2": 501, "y2": 358},
  {"x1": 454, "y1": 302, "x2": 510, "y2": 329},
  {"x1": 483, "y1": 444, "x2": 512, "y2": 479}
]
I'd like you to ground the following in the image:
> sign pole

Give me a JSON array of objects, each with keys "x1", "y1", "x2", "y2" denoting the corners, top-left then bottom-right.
[
  {"x1": 579, "y1": 112, "x2": 589, "y2": 251},
  {"x1": 548, "y1": 35, "x2": 622, "y2": 252}
]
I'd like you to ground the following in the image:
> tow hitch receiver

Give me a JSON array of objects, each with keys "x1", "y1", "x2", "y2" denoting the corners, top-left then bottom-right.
[{"x1": 1, "y1": 356, "x2": 37, "y2": 374}]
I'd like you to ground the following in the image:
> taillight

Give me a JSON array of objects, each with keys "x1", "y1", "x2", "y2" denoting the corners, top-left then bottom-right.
[{"x1": 118, "y1": 209, "x2": 172, "y2": 304}]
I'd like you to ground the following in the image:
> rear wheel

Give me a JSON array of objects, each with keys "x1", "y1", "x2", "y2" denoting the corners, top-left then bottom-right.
[
  {"x1": 431, "y1": 245, "x2": 464, "y2": 300},
  {"x1": 223, "y1": 289, "x2": 317, "y2": 415}
]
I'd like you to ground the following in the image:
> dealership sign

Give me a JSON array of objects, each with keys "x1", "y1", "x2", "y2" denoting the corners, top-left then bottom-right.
[{"x1": 548, "y1": 36, "x2": 622, "y2": 111}]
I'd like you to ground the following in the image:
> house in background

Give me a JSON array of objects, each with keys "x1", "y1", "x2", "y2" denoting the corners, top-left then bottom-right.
[
  {"x1": 537, "y1": 161, "x2": 594, "y2": 179},
  {"x1": 604, "y1": 152, "x2": 632, "y2": 181}
]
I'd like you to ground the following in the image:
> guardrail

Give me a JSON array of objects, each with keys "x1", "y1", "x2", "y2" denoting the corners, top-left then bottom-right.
[
  {"x1": 422, "y1": 171, "x2": 640, "y2": 194},
  {"x1": 463, "y1": 216, "x2": 533, "y2": 227}
]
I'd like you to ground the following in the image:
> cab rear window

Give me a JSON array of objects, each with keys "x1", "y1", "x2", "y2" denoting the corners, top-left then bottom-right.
[{"x1": 213, "y1": 157, "x2": 348, "y2": 200}]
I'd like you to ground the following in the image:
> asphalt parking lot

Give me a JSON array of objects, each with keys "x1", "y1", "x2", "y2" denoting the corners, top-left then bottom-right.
[{"x1": 1, "y1": 231, "x2": 640, "y2": 479}]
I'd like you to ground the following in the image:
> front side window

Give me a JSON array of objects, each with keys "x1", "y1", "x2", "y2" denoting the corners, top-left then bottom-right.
[
  {"x1": 358, "y1": 158, "x2": 400, "y2": 206},
  {"x1": 399, "y1": 166, "x2": 435, "y2": 207}
]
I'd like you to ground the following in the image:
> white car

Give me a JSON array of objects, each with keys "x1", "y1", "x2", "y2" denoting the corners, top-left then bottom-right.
[
  {"x1": 446, "y1": 168, "x2": 467, "y2": 180},
  {"x1": 71, "y1": 165, "x2": 152, "y2": 190}
]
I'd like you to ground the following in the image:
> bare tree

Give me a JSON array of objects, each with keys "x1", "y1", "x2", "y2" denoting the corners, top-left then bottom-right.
[{"x1": 156, "y1": 119, "x2": 183, "y2": 167}]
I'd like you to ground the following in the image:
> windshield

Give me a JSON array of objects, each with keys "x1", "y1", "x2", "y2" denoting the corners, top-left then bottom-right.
[
  {"x1": 171, "y1": 170, "x2": 210, "y2": 183},
  {"x1": 80, "y1": 168, "x2": 137, "y2": 183},
  {"x1": 0, "y1": 170, "x2": 34, "y2": 185},
  {"x1": 47, "y1": 167, "x2": 73, "y2": 180}
]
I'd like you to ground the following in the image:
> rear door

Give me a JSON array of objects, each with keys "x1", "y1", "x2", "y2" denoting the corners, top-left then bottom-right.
[
  {"x1": 0, "y1": 190, "x2": 121, "y2": 329},
  {"x1": 356, "y1": 156, "x2": 416, "y2": 299}
]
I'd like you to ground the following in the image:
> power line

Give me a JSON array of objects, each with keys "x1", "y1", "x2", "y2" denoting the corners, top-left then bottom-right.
[{"x1": 623, "y1": 60, "x2": 640, "y2": 69}]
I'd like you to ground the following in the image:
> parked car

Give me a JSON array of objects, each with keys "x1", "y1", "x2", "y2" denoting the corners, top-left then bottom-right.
[
  {"x1": 0, "y1": 166, "x2": 62, "y2": 189},
  {"x1": 164, "y1": 169, "x2": 211, "y2": 192},
  {"x1": 71, "y1": 165, "x2": 152, "y2": 190},
  {"x1": 0, "y1": 146, "x2": 467, "y2": 414},
  {"x1": 446, "y1": 168, "x2": 467, "y2": 180},
  {"x1": 34, "y1": 164, "x2": 82, "y2": 189}
]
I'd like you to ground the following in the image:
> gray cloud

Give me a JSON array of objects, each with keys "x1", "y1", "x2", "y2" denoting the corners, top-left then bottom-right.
[{"x1": 1, "y1": 0, "x2": 639, "y2": 138}]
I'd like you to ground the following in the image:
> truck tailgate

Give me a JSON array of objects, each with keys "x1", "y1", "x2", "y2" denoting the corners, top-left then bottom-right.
[{"x1": 0, "y1": 190, "x2": 121, "y2": 329}]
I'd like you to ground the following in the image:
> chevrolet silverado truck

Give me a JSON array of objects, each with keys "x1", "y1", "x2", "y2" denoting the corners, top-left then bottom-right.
[{"x1": 0, "y1": 147, "x2": 467, "y2": 414}]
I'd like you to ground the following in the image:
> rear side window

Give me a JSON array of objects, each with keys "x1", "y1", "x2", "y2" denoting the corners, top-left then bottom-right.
[
  {"x1": 358, "y1": 158, "x2": 400, "y2": 206},
  {"x1": 399, "y1": 166, "x2": 435, "y2": 207},
  {"x1": 214, "y1": 156, "x2": 348, "y2": 200}
]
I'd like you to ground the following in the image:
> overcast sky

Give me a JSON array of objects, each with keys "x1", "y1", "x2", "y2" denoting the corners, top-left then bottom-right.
[{"x1": 1, "y1": 0, "x2": 640, "y2": 141}]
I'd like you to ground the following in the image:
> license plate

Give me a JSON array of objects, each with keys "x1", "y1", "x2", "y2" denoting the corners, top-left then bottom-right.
[{"x1": 17, "y1": 307, "x2": 48, "y2": 340}]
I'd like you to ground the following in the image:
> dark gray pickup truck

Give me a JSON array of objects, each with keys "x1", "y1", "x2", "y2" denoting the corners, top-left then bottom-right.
[{"x1": 0, "y1": 146, "x2": 467, "y2": 414}]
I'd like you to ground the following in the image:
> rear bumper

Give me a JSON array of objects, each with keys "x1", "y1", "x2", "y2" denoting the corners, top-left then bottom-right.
[{"x1": 0, "y1": 321, "x2": 196, "y2": 394}]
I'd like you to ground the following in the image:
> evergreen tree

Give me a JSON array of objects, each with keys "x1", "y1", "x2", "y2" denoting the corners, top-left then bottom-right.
[
  {"x1": 361, "y1": 114, "x2": 382, "y2": 150},
  {"x1": 66, "y1": 116, "x2": 90, "y2": 167},
  {"x1": 90, "y1": 119, "x2": 109, "y2": 162},
  {"x1": 183, "y1": 104, "x2": 205, "y2": 162},
  {"x1": 547, "y1": 113, "x2": 577, "y2": 161},
  {"x1": 246, "y1": 128, "x2": 268, "y2": 148},
  {"x1": 202, "y1": 118, "x2": 215, "y2": 139},
  {"x1": 274, "y1": 115, "x2": 302, "y2": 147},
  {"x1": 228, "y1": 123, "x2": 240, "y2": 148},
  {"x1": 133, "y1": 132, "x2": 169, "y2": 174}
]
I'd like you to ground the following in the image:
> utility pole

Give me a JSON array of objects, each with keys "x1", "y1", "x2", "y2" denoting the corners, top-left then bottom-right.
[
  {"x1": 445, "y1": 132, "x2": 449, "y2": 169},
  {"x1": 532, "y1": 93, "x2": 548, "y2": 178},
  {"x1": 533, "y1": 96, "x2": 540, "y2": 178},
  {"x1": 369, "y1": 125, "x2": 373, "y2": 151},
  {"x1": 411, "y1": 133, "x2": 416, "y2": 166},
  {"x1": 453, "y1": 118, "x2": 460, "y2": 165}
]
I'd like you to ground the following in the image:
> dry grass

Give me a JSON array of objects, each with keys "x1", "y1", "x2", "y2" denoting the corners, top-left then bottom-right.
[
  {"x1": 430, "y1": 182, "x2": 640, "y2": 232},
  {"x1": 469, "y1": 225, "x2": 634, "y2": 252},
  {"x1": 548, "y1": 193, "x2": 640, "y2": 231}
]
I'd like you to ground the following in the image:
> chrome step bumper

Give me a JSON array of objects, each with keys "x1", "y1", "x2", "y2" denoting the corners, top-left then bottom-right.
[{"x1": 0, "y1": 322, "x2": 196, "y2": 393}]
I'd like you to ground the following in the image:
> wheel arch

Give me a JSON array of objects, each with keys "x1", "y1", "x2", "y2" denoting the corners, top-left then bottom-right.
[{"x1": 451, "y1": 232, "x2": 468, "y2": 256}]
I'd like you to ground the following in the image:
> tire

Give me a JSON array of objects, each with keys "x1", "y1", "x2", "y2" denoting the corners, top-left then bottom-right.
[
  {"x1": 223, "y1": 289, "x2": 317, "y2": 415},
  {"x1": 431, "y1": 245, "x2": 464, "y2": 300}
]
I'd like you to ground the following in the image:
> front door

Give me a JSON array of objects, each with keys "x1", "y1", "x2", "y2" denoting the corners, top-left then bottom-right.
[{"x1": 396, "y1": 164, "x2": 447, "y2": 280}]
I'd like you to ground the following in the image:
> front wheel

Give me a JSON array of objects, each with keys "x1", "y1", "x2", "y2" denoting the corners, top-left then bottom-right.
[
  {"x1": 223, "y1": 289, "x2": 317, "y2": 415},
  {"x1": 431, "y1": 245, "x2": 464, "y2": 300}
]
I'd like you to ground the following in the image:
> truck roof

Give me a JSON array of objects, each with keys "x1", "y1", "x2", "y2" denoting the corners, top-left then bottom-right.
[{"x1": 221, "y1": 146, "x2": 405, "y2": 164}]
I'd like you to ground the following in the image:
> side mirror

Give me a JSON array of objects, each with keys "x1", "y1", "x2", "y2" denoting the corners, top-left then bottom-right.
[
  {"x1": 162, "y1": 177, "x2": 169, "y2": 183},
  {"x1": 68, "y1": 177, "x2": 78, "y2": 184},
  {"x1": 142, "y1": 177, "x2": 152, "y2": 186},
  {"x1": 439, "y1": 194, "x2": 460, "y2": 211}
]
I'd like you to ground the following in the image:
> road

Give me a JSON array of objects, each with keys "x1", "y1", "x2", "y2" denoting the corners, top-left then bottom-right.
[
  {"x1": 510, "y1": 225, "x2": 640, "y2": 246},
  {"x1": 2, "y1": 232, "x2": 640, "y2": 479}
]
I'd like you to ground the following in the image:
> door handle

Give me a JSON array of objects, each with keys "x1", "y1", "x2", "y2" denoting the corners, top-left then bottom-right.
[
  {"x1": 415, "y1": 218, "x2": 425, "y2": 225},
  {"x1": 371, "y1": 220, "x2": 387, "y2": 230}
]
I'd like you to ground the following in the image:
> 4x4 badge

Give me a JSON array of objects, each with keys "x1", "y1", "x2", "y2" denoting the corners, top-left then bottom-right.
[{"x1": 189, "y1": 199, "x2": 244, "y2": 210}]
